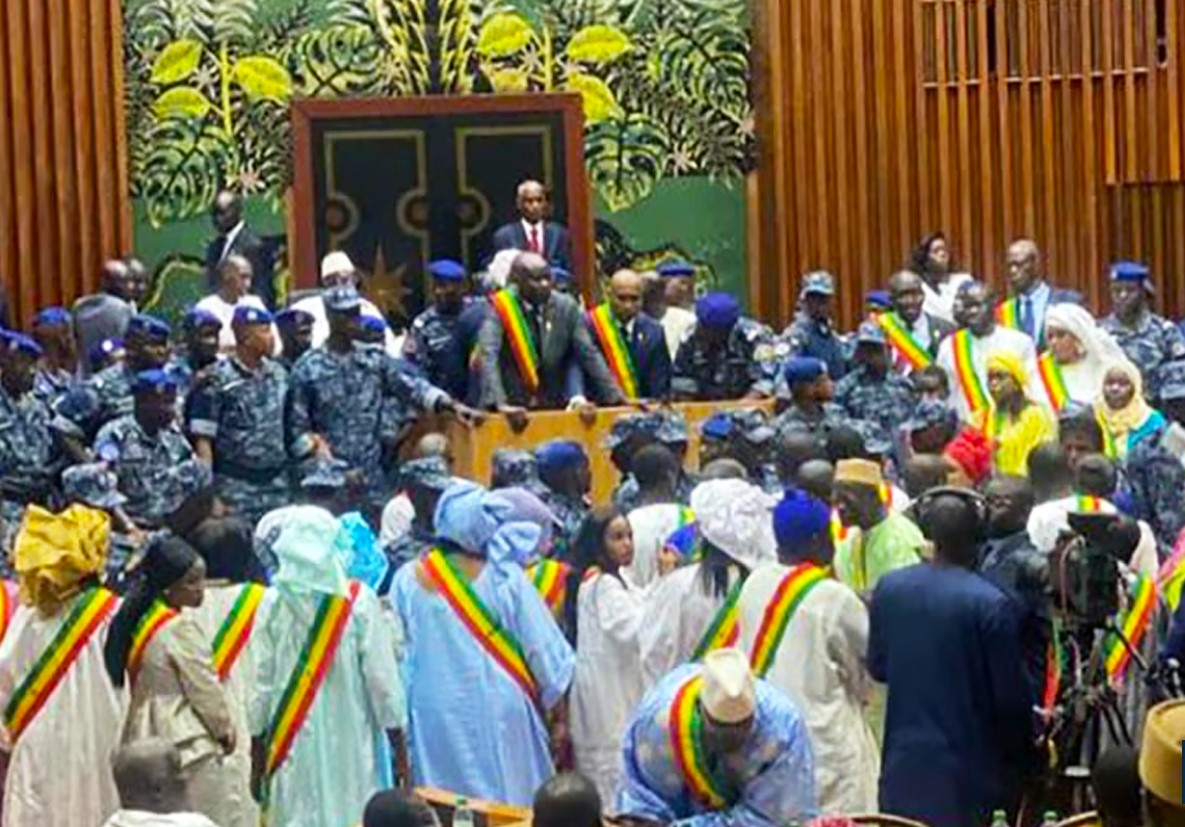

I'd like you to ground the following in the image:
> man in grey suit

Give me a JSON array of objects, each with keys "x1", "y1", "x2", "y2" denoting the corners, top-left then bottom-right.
[
  {"x1": 478, "y1": 252, "x2": 624, "y2": 430},
  {"x1": 72, "y1": 259, "x2": 136, "y2": 375}
]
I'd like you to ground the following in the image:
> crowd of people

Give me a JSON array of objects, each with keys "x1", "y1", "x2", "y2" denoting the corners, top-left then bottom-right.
[{"x1": 7, "y1": 181, "x2": 1185, "y2": 827}]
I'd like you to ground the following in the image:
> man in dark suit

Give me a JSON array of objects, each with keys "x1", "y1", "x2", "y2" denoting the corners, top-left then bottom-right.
[
  {"x1": 478, "y1": 252, "x2": 624, "y2": 429},
  {"x1": 1002, "y1": 238, "x2": 1083, "y2": 345},
  {"x1": 490, "y1": 180, "x2": 572, "y2": 271},
  {"x1": 584, "y1": 269, "x2": 671, "y2": 400},
  {"x1": 880, "y1": 269, "x2": 955, "y2": 374},
  {"x1": 205, "y1": 189, "x2": 276, "y2": 309}
]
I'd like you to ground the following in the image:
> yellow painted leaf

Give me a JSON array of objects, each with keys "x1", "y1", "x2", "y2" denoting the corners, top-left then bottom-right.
[
  {"x1": 488, "y1": 67, "x2": 529, "y2": 93},
  {"x1": 150, "y1": 39, "x2": 203, "y2": 85},
  {"x1": 153, "y1": 86, "x2": 212, "y2": 119},
  {"x1": 476, "y1": 13, "x2": 534, "y2": 57},
  {"x1": 232, "y1": 56, "x2": 293, "y2": 102},
  {"x1": 566, "y1": 25, "x2": 632, "y2": 65},
  {"x1": 566, "y1": 72, "x2": 621, "y2": 123}
]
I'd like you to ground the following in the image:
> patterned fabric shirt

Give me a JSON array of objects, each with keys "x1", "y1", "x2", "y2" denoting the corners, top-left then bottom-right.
[
  {"x1": 403, "y1": 301, "x2": 471, "y2": 400},
  {"x1": 0, "y1": 386, "x2": 61, "y2": 501},
  {"x1": 672, "y1": 319, "x2": 777, "y2": 400},
  {"x1": 188, "y1": 356, "x2": 289, "y2": 475},
  {"x1": 1100, "y1": 311, "x2": 1185, "y2": 402},
  {"x1": 94, "y1": 414, "x2": 197, "y2": 526},
  {"x1": 834, "y1": 366, "x2": 917, "y2": 438}
]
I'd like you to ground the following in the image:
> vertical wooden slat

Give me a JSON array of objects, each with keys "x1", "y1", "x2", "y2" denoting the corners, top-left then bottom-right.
[
  {"x1": 1058, "y1": 0, "x2": 1078, "y2": 289},
  {"x1": 1037, "y1": 0, "x2": 1056, "y2": 273},
  {"x1": 6, "y1": 0, "x2": 37, "y2": 323},
  {"x1": 1169, "y1": 0, "x2": 1182, "y2": 179},
  {"x1": 0, "y1": 0, "x2": 14, "y2": 297},
  {"x1": 1103, "y1": 0, "x2": 1117, "y2": 184},
  {"x1": 109, "y1": 0, "x2": 131, "y2": 257},
  {"x1": 913, "y1": 0, "x2": 932, "y2": 233},
  {"x1": 976, "y1": 0, "x2": 994, "y2": 274},
  {"x1": 892, "y1": 0, "x2": 914, "y2": 251},
  {"x1": 828, "y1": 0, "x2": 853, "y2": 309},
  {"x1": 47, "y1": 0, "x2": 78, "y2": 306},
  {"x1": 954, "y1": 0, "x2": 973, "y2": 259},
  {"x1": 1081, "y1": 0, "x2": 1100, "y2": 289},
  {"x1": 871, "y1": 0, "x2": 893, "y2": 271},
  {"x1": 996, "y1": 0, "x2": 1015, "y2": 257},
  {"x1": 89, "y1": 0, "x2": 118, "y2": 257},
  {"x1": 1017, "y1": 0, "x2": 1036, "y2": 233},
  {"x1": 934, "y1": 1, "x2": 953, "y2": 247},
  {"x1": 68, "y1": 0, "x2": 97, "y2": 302},
  {"x1": 1122, "y1": 0, "x2": 1138, "y2": 183},
  {"x1": 851, "y1": 0, "x2": 872, "y2": 284}
]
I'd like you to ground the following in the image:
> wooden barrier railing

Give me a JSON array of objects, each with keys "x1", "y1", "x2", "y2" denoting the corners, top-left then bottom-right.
[{"x1": 412, "y1": 401, "x2": 775, "y2": 504}]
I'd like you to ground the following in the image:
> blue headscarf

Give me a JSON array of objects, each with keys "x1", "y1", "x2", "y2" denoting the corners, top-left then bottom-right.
[
  {"x1": 338, "y1": 512, "x2": 389, "y2": 591},
  {"x1": 773, "y1": 489, "x2": 832, "y2": 549},
  {"x1": 434, "y1": 481, "x2": 542, "y2": 565}
]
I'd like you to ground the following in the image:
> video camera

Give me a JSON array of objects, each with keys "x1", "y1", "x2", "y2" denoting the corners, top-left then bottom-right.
[{"x1": 1049, "y1": 512, "x2": 1139, "y2": 628}]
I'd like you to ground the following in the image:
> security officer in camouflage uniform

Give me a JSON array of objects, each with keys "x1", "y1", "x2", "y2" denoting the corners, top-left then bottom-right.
[
  {"x1": 187, "y1": 305, "x2": 289, "y2": 527},
  {"x1": 657, "y1": 411, "x2": 698, "y2": 503},
  {"x1": 672, "y1": 292, "x2": 776, "y2": 400},
  {"x1": 30, "y1": 307, "x2": 77, "y2": 406},
  {"x1": 771, "y1": 356, "x2": 850, "y2": 441},
  {"x1": 535, "y1": 440, "x2": 591, "y2": 559},
  {"x1": 0, "y1": 333, "x2": 64, "y2": 559},
  {"x1": 403, "y1": 259, "x2": 472, "y2": 400},
  {"x1": 94, "y1": 369, "x2": 201, "y2": 528},
  {"x1": 1099, "y1": 260, "x2": 1185, "y2": 404},
  {"x1": 54, "y1": 313, "x2": 173, "y2": 448},
  {"x1": 170, "y1": 308, "x2": 222, "y2": 400},
  {"x1": 286, "y1": 285, "x2": 478, "y2": 513},
  {"x1": 491, "y1": 448, "x2": 551, "y2": 500},
  {"x1": 834, "y1": 321, "x2": 917, "y2": 441},
  {"x1": 1128, "y1": 360, "x2": 1185, "y2": 549},
  {"x1": 695, "y1": 409, "x2": 780, "y2": 493},
  {"x1": 782, "y1": 270, "x2": 848, "y2": 381},
  {"x1": 274, "y1": 307, "x2": 315, "y2": 369},
  {"x1": 607, "y1": 412, "x2": 664, "y2": 512},
  {"x1": 383, "y1": 456, "x2": 454, "y2": 571}
]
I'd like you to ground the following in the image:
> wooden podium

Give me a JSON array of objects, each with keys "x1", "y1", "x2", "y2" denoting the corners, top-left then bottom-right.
[{"x1": 290, "y1": 94, "x2": 593, "y2": 321}]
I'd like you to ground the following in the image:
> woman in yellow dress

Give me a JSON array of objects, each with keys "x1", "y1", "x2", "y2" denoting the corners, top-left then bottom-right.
[{"x1": 973, "y1": 350, "x2": 1057, "y2": 476}]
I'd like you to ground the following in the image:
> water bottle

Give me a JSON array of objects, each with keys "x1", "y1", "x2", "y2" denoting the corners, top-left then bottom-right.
[
  {"x1": 989, "y1": 810, "x2": 1009, "y2": 827},
  {"x1": 453, "y1": 796, "x2": 476, "y2": 827}
]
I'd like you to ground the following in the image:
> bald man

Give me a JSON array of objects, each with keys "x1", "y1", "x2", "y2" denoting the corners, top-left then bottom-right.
[
  {"x1": 104, "y1": 738, "x2": 219, "y2": 826},
  {"x1": 1001, "y1": 238, "x2": 1082, "y2": 344},
  {"x1": 583, "y1": 269, "x2": 671, "y2": 400},
  {"x1": 491, "y1": 179, "x2": 572, "y2": 270}
]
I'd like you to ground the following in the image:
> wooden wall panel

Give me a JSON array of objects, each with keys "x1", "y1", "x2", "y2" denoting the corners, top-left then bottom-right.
[
  {"x1": 753, "y1": 0, "x2": 1185, "y2": 328},
  {"x1": 0, "y1": 0, "x2": 130, "y2": 327}
]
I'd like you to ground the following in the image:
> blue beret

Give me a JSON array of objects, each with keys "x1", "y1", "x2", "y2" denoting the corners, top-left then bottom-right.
[
  {"x1": 428, "y1": 259, "x2": 466, "y2": 282},
  {"x1": 360, "y1": 314, "x2": 387, "y2": 333},
  {"x1": 323, "y1": 285, "x2": 361, "y2": 312},
  {"x1": 866, "y1": 290, "x2": 891, "y2": 310},
  {"x1": 232, "y1": 305, "x2": 273, "y2": 326},
  {"x1": 783, "y1": 356, "x2": 828, "y2": 385},
  {"x1": 127, "y1": 314, "x2": 171, "y2": 340},
  {"x1": 701, "y1": 413, "x2": 735, "y2": 441},
  {"x1": 695, "y1": 292, "x2": 740, "y2": 329},
  {"x1": 535, "y1": 440, "x2": 588, "y2": 473},
  {"x1": 132, "y1": 368, "x2": 178, "y2": 394},
  {"x1": 773, "y1": 489, "x2": 832, "y2": 549},
  {"x1": 1111, "y1": 260, "x2": 1149, "y2": 282},
  {"x1": 34, "y1": 307, "x2": 71, "y2": 326},
  {"x1": 551, "y1": 266, "x2": 573, "y2": 284},
  {"x1": 275, "y1": 308, "x2": 314, "y2": 326},
  {"x1": 658, "y1": 260, "x2": 695, "y2": 278},
  {"x1": 184, "y1": 308, "x2": 221, "y2": 329},
  {"x1": 5, "y1": 333, "x2": 42, "y2": 358}
]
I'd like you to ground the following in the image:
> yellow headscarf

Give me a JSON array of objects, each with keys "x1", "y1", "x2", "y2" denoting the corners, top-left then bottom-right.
[
  {"x1": 13, "y1": 505, "x2": 110, "y2": 617},
  {"x1": 1095, "y1": 357, "x2": 1155, "y2": 446},
  {"x1": 986, "y1": 351, "x2": 1029, "y2": 407}
]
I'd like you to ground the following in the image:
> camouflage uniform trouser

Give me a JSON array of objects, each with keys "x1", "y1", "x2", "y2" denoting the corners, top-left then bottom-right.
[{"x1": 216, "y1": 470, "x2": 292, "y2": 529}]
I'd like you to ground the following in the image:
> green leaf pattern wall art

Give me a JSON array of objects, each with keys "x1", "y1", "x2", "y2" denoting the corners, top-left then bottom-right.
[{"x1": 124, "y1": 0, "x2": 753, "y2": 225}]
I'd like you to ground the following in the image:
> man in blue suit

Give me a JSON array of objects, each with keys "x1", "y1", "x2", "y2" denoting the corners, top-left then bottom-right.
[
  {"x1": 491, "y1": 179, "x2": 572, "y2": 271},
  {"x1": 584, "y1": 269, "x2": 672, "y2": 400},
  {"x1": 1002, "y1": 238, "x2": 1083, "y2": 345}
]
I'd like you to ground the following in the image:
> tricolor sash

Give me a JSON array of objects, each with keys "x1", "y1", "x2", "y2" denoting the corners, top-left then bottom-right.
[
  {"x1": 749, "y1": 564, "x2": 828, "y2": 677},
  {"x1": 490, "y1": 289, "x2": 540, "y2": 393},
  {"x1": 420, "y1": 549, "x2": 541, "y2": 709},
  {"x1": 690, "y1": 579, "x2": 742, "y2": 661},
  {"x1": 669, "y1": 675, "x2": 734, "y2": 809},
  {"x1": 212, "y1": 583, "x2": 266, "y2": 681},
  {"x1": 830, "y1": 485, "x2": 892, "y2": 545},
  {"x1": 1036, "y1": 353, "x2": 1070, "y2": 412},
  {"x1": 876, "y1": 312, "x2": 932, "y2": 370},
  {"x1": 951, "y1": 329, "x2": 990, "y2": 412},
  {"x1": 127, "y1": 600, "x2": 179, "y2": 682},
  {"x1": 1075, "y1": 494, "x2": 1104, "y2": 513},
  {"x1": 265, "y1": 581, "x2": 361, "y2": 776},
  {"x1": 588, "y1": 303, "x2": 639, "y2": 399},
  {"x1": 1042, "y1": 617, "x2": 1064, "y2": 714},
  {"x1": 527, "y1": 558, "x2": 570, "y2": 618},
  {"x1": 3, "y1": 588, "x2": 117, "y2": 741},
  {"x1": 996, "y1": 298, "x2": 1021, "y2": 331},
  {"x1": 1104, "y1": 572, "x2": 1157, "y2": 681},
  {"x1": 1097, "y1": 413, "x2": 1119, "y2": 458}
]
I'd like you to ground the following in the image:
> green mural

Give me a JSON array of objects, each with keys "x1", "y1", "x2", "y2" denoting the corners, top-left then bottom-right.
[{"x1": 122, "y1": 0, "x2": 754, "y2": 318}]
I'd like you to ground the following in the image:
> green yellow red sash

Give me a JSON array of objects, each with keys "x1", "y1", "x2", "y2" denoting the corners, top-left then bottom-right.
[
  {"x1": 588, "y1": 303, "x2": 639, "y2": 399},
  {"x1": 1075, "y1": 494, "x2": 1104, "y2": 513},
  {"x1": 1042, "y1": 617, "x2": 1064, "y2": 713},
  {"x1": 127, "y1": 600, "x2": 179, "y2": 682},
  {"x1": 1096, "y1": 412, "x2": 1119, "y2": 458},
  {"x1": 3, "y1": 587, "x2": 117, "y2": 741},
  {"x1": 996, "y1": 298, "x2": 1021, "y2": 330},
  {"x1": 1036, "y1": 352, "x2": 1070, "y2": 412},
  {"x1": 830, "y1": 484, "x2": 892, "y2": 545},
  {"x1": 527, "y1": 558, "x2": 570, "y2": 618},
  {"x1": 212, "y1": 583, "x2": 266, "y2": 681},
  {"x1": 0, "y1": 581, "x2": 16, "y2": 645},
  {"x1": 690, "y1": 579, "x2": 742, "y2": 661},
  {"x1": 1104, "y1": 572, "x2": 1156, "y2": 681},
  {"x1": 490, "y1": 289, "x2": 540, "y2": 393},
  {"x1": 749, "y1": 564, "x2": 828, "y2": 677},
  {"x1": 669, "y1": 675, "x2": 732, "y2": 809},
  {"x1": 876, "y1": 312, "x2": 931, "y2": 370},
  {"x1": 951, "y1": 329, "x2": 989, "y2": 412},
  {"x1": 265, "y1": 580, "x2": 361, "y2": 776},
  {"x1": 420, "y1": 548, "x2": 541, "y2": 709}
]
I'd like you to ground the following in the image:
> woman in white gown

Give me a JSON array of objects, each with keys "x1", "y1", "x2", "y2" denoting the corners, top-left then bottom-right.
[
  {"x1": 1038, "y1": 303, "x2": 1126, "y2": 411},
  {"x1": 570, "y1": 507, "x2": 675, "y2": 804},
  {"x1": 638, "y1": 479, "x2": 777, "y2": 688},
  {"x1": 0, "y1": 505, "x2": 124, "y2": 827}
]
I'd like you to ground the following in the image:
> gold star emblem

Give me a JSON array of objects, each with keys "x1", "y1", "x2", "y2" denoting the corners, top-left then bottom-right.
[{"x1": 365, "y1": 244, "x2": 413, "y2": 319}]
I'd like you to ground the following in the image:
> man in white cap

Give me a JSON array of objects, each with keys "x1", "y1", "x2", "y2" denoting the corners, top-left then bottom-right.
[
  {"x1": 289, "y1": 251, "x2": 399, "y2": 354},
  {"x1": 615, "y1": 647, "x2": 816, "y2": 827}
]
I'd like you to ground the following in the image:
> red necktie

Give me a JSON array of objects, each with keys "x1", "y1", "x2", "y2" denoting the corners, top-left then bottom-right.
[{"x1": 529, "y1": 225, "x2": 541, "y2": 254}]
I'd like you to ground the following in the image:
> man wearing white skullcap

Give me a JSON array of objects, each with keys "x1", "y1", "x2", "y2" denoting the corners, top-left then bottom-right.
[
  {"x1": 615, "y1": 647, "x2": 817, "y2": 827},
  {"x1": 288, "y1": 251, "x2": 400, "y2": 354}
]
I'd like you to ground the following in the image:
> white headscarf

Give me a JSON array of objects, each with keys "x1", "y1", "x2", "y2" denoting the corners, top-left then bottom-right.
[
  {"x1": 1043, "y1": 303, "x2": 1126, "y2": 404},
  {"x1": 269, "y1": 505, "x2": 350, "y2": 596},
  {"x1": 435, "y1": 481, "x2": 542, "y2": 565},
  {"x1": 689, "y1": 479, "x2": 778, "y2": 569}
]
